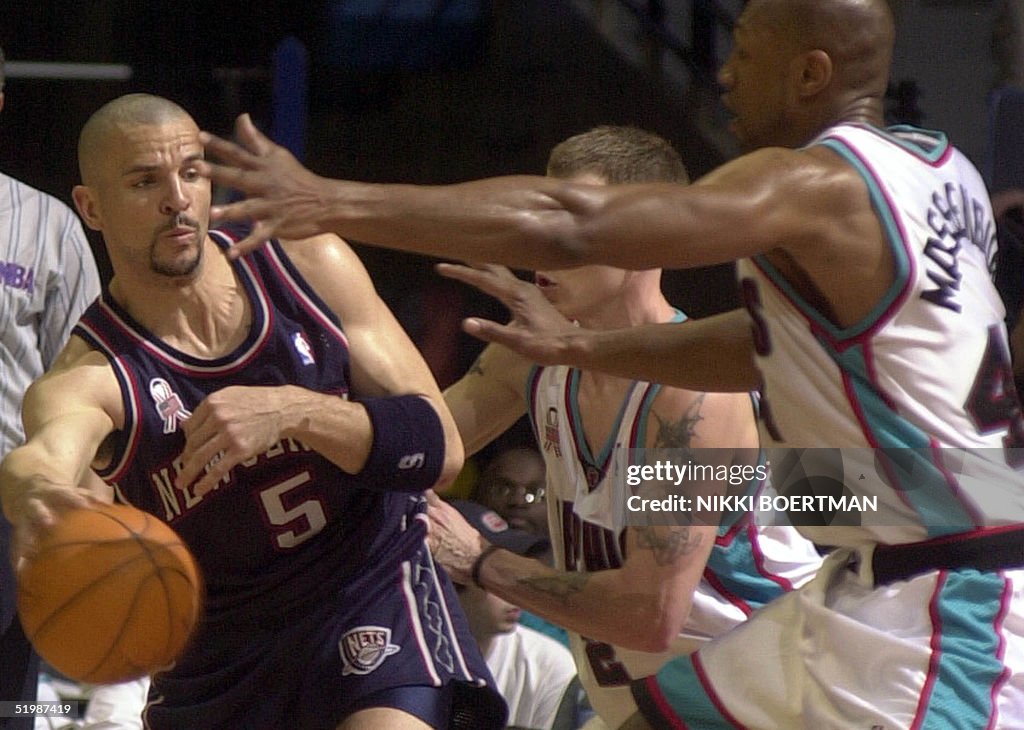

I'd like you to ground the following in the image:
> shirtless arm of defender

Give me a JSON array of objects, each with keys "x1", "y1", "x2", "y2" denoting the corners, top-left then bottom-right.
[
  {"x1": 428, "y1": 389, "x2": 756, "y2": 652},
  {"x1": 200, "y1": 118, "x2": 879, "y2": 282},
  {"x1": 0, "y1": 340, "x2": 121, "y2": 560},
  {"x1": 177, "y1": 234, "x2": 463, "y2": 495}
]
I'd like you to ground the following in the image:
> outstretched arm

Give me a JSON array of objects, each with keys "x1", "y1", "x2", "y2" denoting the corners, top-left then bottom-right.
[
  {"x1": 199, "y1": 115, "x2": 842, "y2": 271},
  {"x1": 428, "y1": 490, "x2": 716, "y2": 653},
  {"x1": 428, "y1": 388, "x2": 753, "y2": 651},
  {"x1": 0, "y1": 342, "x2": 119, "y2": 559}
]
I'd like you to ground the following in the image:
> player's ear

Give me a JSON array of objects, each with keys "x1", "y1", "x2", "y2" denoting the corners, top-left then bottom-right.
[
  {"x1": 72, "y1": 185, "x2": 103, "y2": 231},
  {"x1": 795, "y1": 49, "x2": 832, "y2": 98}
]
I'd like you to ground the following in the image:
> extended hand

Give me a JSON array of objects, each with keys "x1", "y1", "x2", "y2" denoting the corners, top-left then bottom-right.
[
  {"x1": 199, "y1": 114, "x2": 330, "y2": 256},
  {"x1": 177, "y1": 385, "x2": 293, "y2": 495},
  {"x1": 425, "y1": 490, "x2": 489, "y2": 584},
  {"x1": 436, "y1": 262, "x2": 585, "y2": 365},
  {"x1": 4, "y1": 477, "x2": 97, "y2": 564}
]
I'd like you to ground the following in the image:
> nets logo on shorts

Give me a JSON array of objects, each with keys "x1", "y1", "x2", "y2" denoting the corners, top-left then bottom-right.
[{"x1": 339, "y1": 626, "x2": 400, "y2": 676}]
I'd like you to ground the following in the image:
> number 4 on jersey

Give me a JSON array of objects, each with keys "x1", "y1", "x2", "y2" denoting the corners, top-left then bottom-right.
[{"x1": 966, "y1": 325, "x2": 1024, "y2": 468}]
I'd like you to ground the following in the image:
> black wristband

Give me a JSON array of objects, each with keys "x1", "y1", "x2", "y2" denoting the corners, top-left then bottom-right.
[
  {"x1": 470, "y1": 544, "x2": 501, "y2": 589},
  {"x1": 358, "y1": 395, "x2": 445, "y2": 492}
]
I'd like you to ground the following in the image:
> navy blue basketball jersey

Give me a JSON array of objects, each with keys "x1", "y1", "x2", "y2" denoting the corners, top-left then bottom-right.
[
  {"x1": 75, "y1": 231, "x2": 424, "y2": 620},
  {"x1": 72, "y1": 233, "x2": 504, "y2": 729}
]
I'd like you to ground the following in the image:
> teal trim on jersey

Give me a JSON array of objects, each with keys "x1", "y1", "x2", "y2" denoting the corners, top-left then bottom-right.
[
  {"x1": 917, "y1": 571, "x2": 1008, "y2": 729},
  {"x1": 670, "y1": 308, "x2": 688, "y2": 324},
  {"x1": 752, "y1": 137, "x2": 910, "y2": 341},
  {"x1": 567, "y1": 369, "x2": 638, "y2": 468},
  {"x1": 704, "y1": 526, "x2": 786, "y2": 608},
  {"x1": 632, "y1": 380, "x2": 662, "y2": 458},
  {"x1": 618, "y1": 308, "x2": 686, "y2": 457},
  {"x1": 834, "y1": 343, "x2": 977, "y2": 536},
  {"x1": 525, "y1": 363, "x2": 542, "y2": 416},
  {"x1": 652, "y1": 657, "x2": 736, "y2": 729},
  {"x1": 881, "y1": 124, "x2": 949, "y2": 164}
]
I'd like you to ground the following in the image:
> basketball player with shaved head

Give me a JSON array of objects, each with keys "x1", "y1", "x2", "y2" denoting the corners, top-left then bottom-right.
[
  {"x1": 0, "y1": 94, "x2": 505, "y2": 730},
  {"x1": 198, "y1": 0, "x2": 1024, "y2": 724}
]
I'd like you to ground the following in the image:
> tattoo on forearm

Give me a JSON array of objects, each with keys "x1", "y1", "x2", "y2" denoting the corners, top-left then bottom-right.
[
  {"x1": 634, "y1": 526, "x2": 704, "y2": 566},
  {"x1": 517, "y1": 571, "x2": 591, "y2": 599},
  {"x1": 653, "y1": 394, "x2": 705, "y2": 448}
]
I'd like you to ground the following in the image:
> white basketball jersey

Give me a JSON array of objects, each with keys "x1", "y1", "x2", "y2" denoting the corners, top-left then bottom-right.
[
  {"x1": 527, "y1": 359, "x2": 822, "y2": 726},
  {"x1": 737, "y1": 123, "x2": 1024, "y2": 547}
]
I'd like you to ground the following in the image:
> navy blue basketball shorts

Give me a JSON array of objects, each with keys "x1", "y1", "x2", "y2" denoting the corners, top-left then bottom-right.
[{"x1": 143, "y1": 543, "x2": 506, "y2": 730}]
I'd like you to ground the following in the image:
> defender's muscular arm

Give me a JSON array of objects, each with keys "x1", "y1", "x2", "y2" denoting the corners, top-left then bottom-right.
[
  {"x1": 429, "y1": 389, "x2": 753, "y2": 651},
  {"x1": 466, "y1": 307, "x2": 761, "y2": 394},
  {"x1": 430, "y1": 498, "x2": 714, "y2": 653},
  {"x1": 201, "y1": 117, "x2": 865, "y2": 273},
  {"x1": 179, "y1": 234, "x2": 463, "y2": 495}
]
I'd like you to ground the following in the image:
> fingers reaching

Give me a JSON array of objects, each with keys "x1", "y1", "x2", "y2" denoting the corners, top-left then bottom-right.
[
  {"x1": 199, "y1": 114, "x2": 274, "y2": 167},
  {"x1": 462, "y1": 317, "x2": 520, "y2": 345},
  {"x1": 462, "y1": 317, "x2": 569, "y2": 367},
  {"x1": 435, "y1": 262, "x2": 524, "y2": 301},
  {"x1": 234, "y1": 113, "x2": 274, "y2": 156},
  {"x1": 200, "y1": 113, "x2": 329, "y2": 252}
]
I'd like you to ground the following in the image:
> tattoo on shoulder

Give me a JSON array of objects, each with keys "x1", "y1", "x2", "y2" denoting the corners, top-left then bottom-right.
[
  {"x1": 517, "y1": 572, "x2": 591, "y2": 600},
  {"x1": 633, "y1": 526, "x2": 704, "y2": 566},
  {"x1": 468, "y1": 356, "x2": 485, "y2": 377},
  {"x1": 653, "y1": 394, "x2": 706, "y2": 448}
]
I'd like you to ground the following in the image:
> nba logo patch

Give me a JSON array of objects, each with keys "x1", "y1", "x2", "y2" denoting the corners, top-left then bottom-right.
[
  {"x1": 292, "y1": 331, "x2": 315, "y2": 365},
  {"x1": 339, "y1": 626, "x2": 400, "y2": 676},
  {"x1": 149, "y1": 378, "x2": 192, "y2": 434}
]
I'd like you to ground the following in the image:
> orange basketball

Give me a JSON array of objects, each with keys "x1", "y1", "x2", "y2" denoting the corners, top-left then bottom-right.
[{"x1": 16, "y1": 502, "x2": 203, "y2": 683}]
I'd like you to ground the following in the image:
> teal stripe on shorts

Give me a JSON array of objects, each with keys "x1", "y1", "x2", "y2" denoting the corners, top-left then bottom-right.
[{"x1": 917, "y1": 570, "x2": 1010, "y2": 729}]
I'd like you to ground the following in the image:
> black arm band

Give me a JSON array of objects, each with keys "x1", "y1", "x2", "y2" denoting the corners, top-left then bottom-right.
[
  {"x1": 471, "y1": 544, "x2": 501, "y2": 589},
  {"x1": 358, "y1": 395, "x2": 446, "y2": 492}
]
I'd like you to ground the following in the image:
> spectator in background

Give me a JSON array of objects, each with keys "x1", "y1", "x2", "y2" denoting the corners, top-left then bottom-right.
[
  {"x1": 473, "y1": 446, "x2": 548, "y2": 538},
  {"x1": 0, "y1": 44, "x2": 102, "y2": 730}
]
